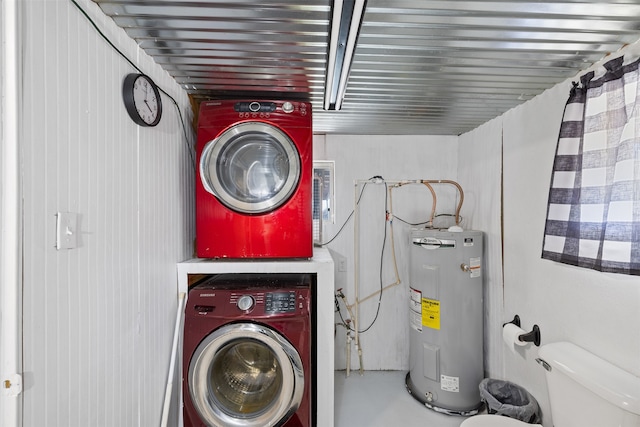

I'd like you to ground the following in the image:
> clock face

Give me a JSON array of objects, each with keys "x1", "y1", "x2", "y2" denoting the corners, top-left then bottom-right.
[
  {"x1": 123, "y1": 73, "x2": 162, "y2": 127},
  {"x1": 133, "y1": 76, "x2": 160, "y2": 125}
]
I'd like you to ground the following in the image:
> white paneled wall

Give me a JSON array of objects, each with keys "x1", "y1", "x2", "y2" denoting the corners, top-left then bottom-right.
[
  {"x1": 498, "y1": 79, "x2": 640, "y2": 426},
  {"x1": 460, "y1": 43, "x2": 640, "y2": 426},
  {"x1": 314, "y1": 134, "x2": 459, "y2": 371},
  {"x1": 458, "y1": 117, "x2": 505, "y2": 379},
  {"x1": 21, "y1": 1, "x2": 194, "y2": 426}
]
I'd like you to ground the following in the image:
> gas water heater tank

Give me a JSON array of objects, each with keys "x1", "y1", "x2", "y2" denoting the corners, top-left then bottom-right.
[{"x1": 406, "y1": 228, "x2": 484, "y2": 416}]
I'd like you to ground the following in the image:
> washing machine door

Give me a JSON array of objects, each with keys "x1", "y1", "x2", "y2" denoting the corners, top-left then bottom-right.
[
  {"x1": 199, "y1": 122, "x2": 301, "y2": 214},
  {"x1": 188, "y1": 322, "x2": 304, "y2": 427}
]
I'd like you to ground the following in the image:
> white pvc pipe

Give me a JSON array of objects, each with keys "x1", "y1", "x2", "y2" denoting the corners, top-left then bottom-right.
[
  {"x1": 160, "y1": 292, "x2": 186, "y2": 427},
  {"x1": 345, "y1": 332, "x2": 351, "y2": 377},
  {"x1": 352, "y1": 180, "x2": 359, "y2": 376},
  {"x1": 1, "y1": 0, "x2": 23, "y2": 426}
]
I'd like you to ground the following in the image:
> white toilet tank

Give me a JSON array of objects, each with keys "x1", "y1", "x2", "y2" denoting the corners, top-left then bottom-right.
[{"x1": 538, "y1": 342, "x2": 640, "y2": 427}]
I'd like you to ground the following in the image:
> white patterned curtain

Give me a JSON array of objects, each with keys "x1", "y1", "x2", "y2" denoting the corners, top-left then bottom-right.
[{"x1": 542, "y1": 55, "x2": 640, "y2": 276}]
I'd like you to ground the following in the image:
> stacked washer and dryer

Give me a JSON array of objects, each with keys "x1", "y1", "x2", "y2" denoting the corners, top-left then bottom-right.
[{"x1": 184, "y1": 100, "x2": 315, "y2": 427}]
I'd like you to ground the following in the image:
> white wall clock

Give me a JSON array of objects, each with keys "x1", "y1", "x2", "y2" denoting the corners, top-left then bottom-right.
[{"x1": 122, "y1": 73, "x2": 162, "y2": 127}]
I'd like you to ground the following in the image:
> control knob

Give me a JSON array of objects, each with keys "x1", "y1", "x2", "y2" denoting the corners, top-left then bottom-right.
[
  {"x1": 237, "y1": 295, "x2": 255, "y2": 311},
  {"x1": 282, "y1": 101, "x2": 294, "y2": 113}
]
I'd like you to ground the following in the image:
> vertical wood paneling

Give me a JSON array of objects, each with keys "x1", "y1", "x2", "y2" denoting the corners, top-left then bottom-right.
[{"x1": 21, "y1": 1, "x2": 195, "y2": 426}]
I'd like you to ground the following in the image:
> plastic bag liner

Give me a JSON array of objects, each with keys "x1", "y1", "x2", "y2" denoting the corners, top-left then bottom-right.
[{"x1": 479, "y1": 379, "x2": 541, "y2": 423}]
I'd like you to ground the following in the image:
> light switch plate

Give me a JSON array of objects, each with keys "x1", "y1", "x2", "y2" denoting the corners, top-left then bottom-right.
[{"x1": 56, "y1": 212, "x2": 78, "y2": 250}]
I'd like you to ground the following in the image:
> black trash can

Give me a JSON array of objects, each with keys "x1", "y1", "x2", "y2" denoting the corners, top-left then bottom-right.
[{"x1": 479, "y1": 379, "x2": 541, "y2": 423}]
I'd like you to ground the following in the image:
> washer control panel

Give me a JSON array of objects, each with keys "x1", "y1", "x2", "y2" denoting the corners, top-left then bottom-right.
[
  {"x1": 265, "y1": 291, "x2": 297, "y2": 314},
  {"x1": 189, "y1": 275, "x2": 312, "y2": 317},
  {"x1": 226, "y1": 290, "x2": 304, "y2": 315}
]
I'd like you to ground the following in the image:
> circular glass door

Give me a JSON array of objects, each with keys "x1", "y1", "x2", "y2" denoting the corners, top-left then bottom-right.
[
  {"x1": 199, "y1": 122, "x2": 301, "y2": 214},
  {"x1": 188, "y1": 323, "x2": 304, "y2": 427}
]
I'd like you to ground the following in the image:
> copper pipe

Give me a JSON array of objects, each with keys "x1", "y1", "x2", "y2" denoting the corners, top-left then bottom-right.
[
  {"x1": 421, "y1": 181, "x2": 437, "y2": 225},
  {"x1": 420, "y1": 179, "x2": 464, "y2": 225}
]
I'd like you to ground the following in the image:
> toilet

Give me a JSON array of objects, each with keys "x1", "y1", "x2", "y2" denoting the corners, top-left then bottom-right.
[{"x1": 461, "y1": 341, "x2": 640, "y2": 427}]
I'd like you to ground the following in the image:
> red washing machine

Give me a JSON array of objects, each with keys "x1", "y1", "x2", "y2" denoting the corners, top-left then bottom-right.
[
  {"x1": 196, "y1": 100, "x2": 313, "y2": 259},
  {"x1": 183, "y1": 273, "x2": 315, "y2": 427}
]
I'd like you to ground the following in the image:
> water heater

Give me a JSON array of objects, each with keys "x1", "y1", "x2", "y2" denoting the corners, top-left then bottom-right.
[{"x1": 405, "y1": 228, "x2": 484, "y2": 416}]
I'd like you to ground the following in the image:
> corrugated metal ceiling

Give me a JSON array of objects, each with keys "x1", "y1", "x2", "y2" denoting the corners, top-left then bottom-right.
[{"x1": 92, "y1": 0, "x2": 640, "y2": 135}]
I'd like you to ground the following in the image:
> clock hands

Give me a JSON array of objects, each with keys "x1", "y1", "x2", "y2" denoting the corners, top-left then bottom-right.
[{"x1": 142, "y1": 83, "x2": 155, "y2": 114}]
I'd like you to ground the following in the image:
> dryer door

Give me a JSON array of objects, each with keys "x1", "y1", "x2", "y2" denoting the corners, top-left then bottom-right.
[
  {"x1": 199, "y1": 122, "x2": 301, "y2": 214},
  {"x1": 188, "y1": 322, "x2": 304, "y2": 427}
]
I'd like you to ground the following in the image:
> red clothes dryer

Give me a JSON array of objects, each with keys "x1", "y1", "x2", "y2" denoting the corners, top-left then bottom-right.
[
  {"x1": 183, "y1": 273, "x2": 315, "y2": 427},
  {"x1": 196, "y1": 100, "x2": 313, "y2": 259}
]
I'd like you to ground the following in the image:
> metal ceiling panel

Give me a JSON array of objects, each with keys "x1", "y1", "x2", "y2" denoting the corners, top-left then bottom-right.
[{"x1": 92, "y1": 0, "x2": 640, "y2": 135}]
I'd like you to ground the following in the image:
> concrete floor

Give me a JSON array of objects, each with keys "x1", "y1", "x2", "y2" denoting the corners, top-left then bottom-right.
[{"x1": 334, "y1": 371, "x2": 469, "y2": 427}]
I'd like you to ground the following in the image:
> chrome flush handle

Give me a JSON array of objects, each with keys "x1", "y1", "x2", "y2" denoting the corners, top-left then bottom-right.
[{"x1": 535, "y1": 358, "x2": 551, "y2": 372}]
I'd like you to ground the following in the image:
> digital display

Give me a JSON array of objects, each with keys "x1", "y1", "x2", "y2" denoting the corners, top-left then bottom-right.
[
  {"x1": 234, "y1": 102, "x2": 277, "y2": 113},
  {"x1": 265, "y1": 291, "x2": 296, "y2": 314}
]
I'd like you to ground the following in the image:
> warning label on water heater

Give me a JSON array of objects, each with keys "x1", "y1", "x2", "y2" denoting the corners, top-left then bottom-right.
[
  {"x1": 469, "y1": 257, "x2": 481, "y2": 278},
  {"x1": 409, "y1": 289, "x2": 441, "y2": 331},
  {"x1": 421, "y1": 298, "x2": 440, "y2": 330},
  {"x1": 409, "y1": 287, "x2": 423, "y2": 332}
]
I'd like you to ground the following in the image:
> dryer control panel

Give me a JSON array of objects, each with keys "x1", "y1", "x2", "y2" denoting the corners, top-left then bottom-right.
[{"x1": 234, "y1": 101, "x2": 277, "y2": 113}]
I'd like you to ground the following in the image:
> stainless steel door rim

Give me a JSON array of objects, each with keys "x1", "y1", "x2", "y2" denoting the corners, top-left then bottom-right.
[
  {"x1": 199, "y1": 122, "x2": 301, "y2": 214},
  {"x1": 188, "y1": 322, "x2": 304, "y2": 427}
]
